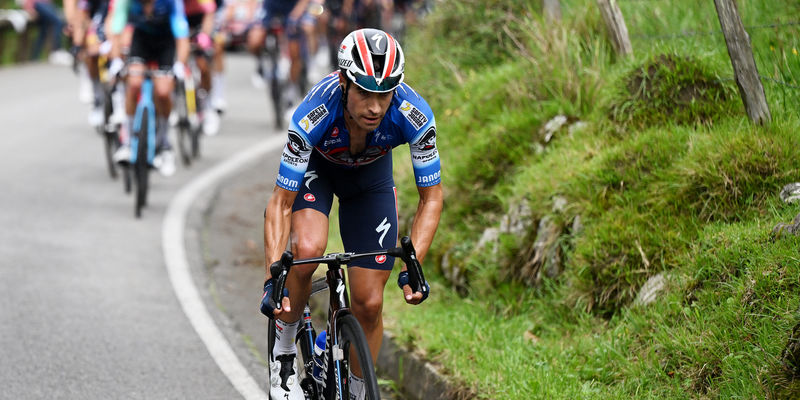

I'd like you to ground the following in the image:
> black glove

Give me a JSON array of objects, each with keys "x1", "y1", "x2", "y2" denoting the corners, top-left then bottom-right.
[
  {"x1": 260, "y1": 279, "x2": 288, "y2": 319},
  {"x1": 397, "y1": 270, "x2": 430, "y2": 303}
]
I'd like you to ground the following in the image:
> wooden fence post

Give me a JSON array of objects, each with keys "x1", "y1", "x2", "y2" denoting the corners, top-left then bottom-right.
[
  {"x1": 543, "y1": 0, "x2": 562, "y2": 23},
  {"x1": 596, "y1": 0, "x2": 632, "y2": 57},
  {"x1": 714, "y1": 0, "x2": 771, "y2": 124}
]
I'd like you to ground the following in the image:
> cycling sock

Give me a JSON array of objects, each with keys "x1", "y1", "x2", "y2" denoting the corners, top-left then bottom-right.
[
  {"x1": 125, "y1": 116, "x2": 133, "y2": 145},
  {"x1": 272, "y1": 319, "x2": 299, "y2": 357},
  {"x1": 348, "y1": 371, "x2": 365, "y2": 400},
  {"x1": 156, "y1": 116, "x2": 170, "y2": 150},
  {"x1": 91, "y1": 78, "x2": 103, "y2": 106}
]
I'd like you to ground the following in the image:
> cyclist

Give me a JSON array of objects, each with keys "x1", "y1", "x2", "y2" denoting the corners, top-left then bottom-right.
[
  {"x1": 183, "y1": 0, "x2": 220, "y2": 135},
  {"x1": 260, "y1": 28, "x2": 441, "y2": 400},
  {"x1": 108, "y1": 0, "x2": 191, "y2": 176},
  {"x1": 70, "y1": 0, "x2": 112, "y2": 128},
  {"x1": 246, "y1": 0, "x2": 311, "y2": 107}
]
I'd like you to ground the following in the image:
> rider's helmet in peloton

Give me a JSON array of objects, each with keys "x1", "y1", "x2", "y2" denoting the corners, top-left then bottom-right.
[{"x1": 338, "y1": 28, "x2": 405, "y2": 93}]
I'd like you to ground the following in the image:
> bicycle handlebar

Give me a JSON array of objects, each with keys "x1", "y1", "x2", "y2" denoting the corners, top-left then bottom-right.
[{"x1": 269, "y1": 236, "x2": 429, "y2": 308}]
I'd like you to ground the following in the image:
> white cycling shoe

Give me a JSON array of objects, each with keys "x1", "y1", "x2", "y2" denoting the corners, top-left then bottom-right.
[
  {"x1": 112, "y1": 144, "x2": 131, "y2": 165},
  {"x1": 269, "y1": 354, "x2": 304, "y2": 400},
  {"x1": 203, "y1": 108, "x2": 220, "y2": 136},
  {"x1": 152, "y1": 150, "x2": 176, "y2": 177}
]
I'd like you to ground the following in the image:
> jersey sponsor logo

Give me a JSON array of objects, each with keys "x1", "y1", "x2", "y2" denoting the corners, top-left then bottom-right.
[
  {"x1": 304, "y1": 193, "x2": 316, "y2": 202},
  {"x1": 287, "y1": 130, "x2": 310, "y2": 156},
  {"x1": 417, "y1": 171, "x2": 441, "y2": 185},
  {"x1": 376, "y1": 217, "x2": 391, "y2": 247},
  {"x1": 399, "y1": 100, "x2": 428, "y2": 130},
  {"x1": 299, "y1": 104, "x2": 329, "y2": 133},
  {"x1": 277, "y1": 174, "x2": 299, "y2": 189},
  {"x1": 331, "y1": 127, "x2": 339, "y2": 138},
  {"x1": 375, "y1": 255, "x2": 387, "y2": 264},
  {"x1": 323, "y1": 137, "x2": 343, "y2": 147}
]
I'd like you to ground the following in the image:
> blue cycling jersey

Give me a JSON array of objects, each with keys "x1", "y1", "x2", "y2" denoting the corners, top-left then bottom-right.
[
  {"x1": 277, "y1": 72, "x2": 441, "y2": 191},
  {"x1": 110, "y1": 0, "x2": 189, "y2": 38}
]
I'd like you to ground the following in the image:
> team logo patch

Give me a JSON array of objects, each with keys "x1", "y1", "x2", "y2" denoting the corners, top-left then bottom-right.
[
  {"x1": 331, "y1": 127, "x2": 339, "y2": 138},
  {"x1": 375, "y1": 255, "x2": 387, "y2": 264},
  {"x1": 287, "y1": 130, "x2": 310, "y2": 156},
  {"x1": 398, "y1": 100, "x2": 428, "y2": 130},
  {"x1": 299, "y1": 104, "x2": 329, "y2": 133},
  {"x1": 304, "y1": 193, "x2": 316, "y2": 202}
]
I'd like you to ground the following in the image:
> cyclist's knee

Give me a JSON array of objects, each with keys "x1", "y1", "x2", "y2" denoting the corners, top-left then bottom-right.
[
  {"x1": 350, "y1": 296, "x2": 383, "y2": 327},
  {"x1": 292, "y1": 238, "x2": 326, "y2": 260}
]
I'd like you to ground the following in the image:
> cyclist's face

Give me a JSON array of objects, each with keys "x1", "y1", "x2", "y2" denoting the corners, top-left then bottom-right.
[{"x1": 345, "y1": 84, "x2": 393, "y2": 132}]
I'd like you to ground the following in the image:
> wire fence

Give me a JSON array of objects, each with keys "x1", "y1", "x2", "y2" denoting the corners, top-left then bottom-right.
[{"x1": 616, "y1": 0, "x2": 800, "y2": 111}]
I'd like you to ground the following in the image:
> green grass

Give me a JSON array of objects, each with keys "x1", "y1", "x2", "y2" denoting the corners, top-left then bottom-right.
[{"x1": 378, "y1": 0, "x2": 800, "y2": 398}]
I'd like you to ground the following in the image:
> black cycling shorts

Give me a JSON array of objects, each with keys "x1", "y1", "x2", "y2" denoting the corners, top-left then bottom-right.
[
  {"x1": 292, "y1": 151, "x2": 399, "y2": 270},
  {"x1": 129, "y1": 28, "x2": 176, "y2": 71}
]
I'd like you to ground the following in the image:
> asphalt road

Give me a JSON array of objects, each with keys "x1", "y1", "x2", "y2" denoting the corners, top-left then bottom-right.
[{"x1": 0, "y1": 53, "x2": 284, "y2": 399}]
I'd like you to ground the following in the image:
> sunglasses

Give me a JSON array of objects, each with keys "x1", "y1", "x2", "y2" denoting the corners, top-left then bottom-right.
[{"x1": 348, "y1": 71, "x2": 403, "y2": 93}]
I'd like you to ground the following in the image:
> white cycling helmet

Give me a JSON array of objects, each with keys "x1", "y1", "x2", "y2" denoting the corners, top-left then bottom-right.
[{"x1": 338, "y1": 28, "x2": 405, "y2": 93}]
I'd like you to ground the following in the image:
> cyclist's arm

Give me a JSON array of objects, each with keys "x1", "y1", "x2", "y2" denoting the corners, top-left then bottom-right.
[
  {"x1": 263, "y1": 186, "x2": 298, "y2": 280},
  {"x1": 109, "y1": 0, "x2": 129, "y2": 58},
  {"x1": 170, "y1": 0, "x2": 191, "y2": 64},
  {"x1": 409, "y1": 183, "x2": 442, "y2": 265}
]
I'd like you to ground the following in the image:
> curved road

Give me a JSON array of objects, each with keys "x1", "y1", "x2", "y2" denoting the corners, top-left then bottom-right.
[{"x1": 0, "y1": 55, "x2": 281, "y2": 398}]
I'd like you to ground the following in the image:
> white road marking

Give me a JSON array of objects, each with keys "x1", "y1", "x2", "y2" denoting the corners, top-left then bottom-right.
[{"x1": 162, "y1": 136, "x2": 285, "y2": 400}]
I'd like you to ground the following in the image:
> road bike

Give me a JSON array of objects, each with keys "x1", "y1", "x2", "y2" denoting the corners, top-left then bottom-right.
[
  {"x1": 267, "y1": 236, "x2": 429, "y2": 400},
  {"x1": 129, "y1": 70, "x2": 157, "y2": 218},
  {"x1": 173, "y1": 60, "x2": 201, "y2": 166},
  {"x1": 96, "y1": 47, "x2": 131, "y2": 192},
  {"x1": 258, "y1": 16, "x2": 309, "y2": 129}
]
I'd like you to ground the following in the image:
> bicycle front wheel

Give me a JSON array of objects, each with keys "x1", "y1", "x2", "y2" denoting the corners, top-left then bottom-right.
[{"x1": 330, "y1": 314, "x2": 380, "y2": 400}]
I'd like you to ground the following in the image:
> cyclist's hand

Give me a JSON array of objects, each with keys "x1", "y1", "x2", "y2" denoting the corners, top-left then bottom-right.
[
  {"x1": 172, "y1": 61, "x2": 187, "y2": 81},
  {"x1": 397, "y1": 270, "x2": 430, "y2": 305},
  {"x1": 108, "y1": 58, "x2": 124, "y2": 78},
  {"x1": 196, "y1": 32, "x2": 213, "y2": 53},
  {"x1": 260, "y1": 278, "x2": 291, "y2": 319}
]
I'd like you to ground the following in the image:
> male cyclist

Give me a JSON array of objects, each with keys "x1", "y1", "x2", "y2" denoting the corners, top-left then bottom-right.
[
  {"x1": 247, "y1": 0, "x2": 311, "y2": 108},
  {"x1": 261, "y1": 28, "x2": 442, "y2": 400},
  {"x1": 183, "y1": 0, "x2": 220, "y2": 135},
  {"x1": 108, "y1": 0, "x2": 190, "y2": 176}
]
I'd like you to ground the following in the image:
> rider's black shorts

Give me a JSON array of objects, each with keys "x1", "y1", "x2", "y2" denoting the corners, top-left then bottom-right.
[
  {"x1": 292, "y1": 151, "x2": 399, "y2": 271},
  {"x1": 129, "y1": 28, "x2": 176, "y2": 71}
]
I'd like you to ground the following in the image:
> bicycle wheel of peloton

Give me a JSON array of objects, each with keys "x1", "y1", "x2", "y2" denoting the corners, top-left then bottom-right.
[
  {"x1": 190, "y1": 125, "x2": 200, "y2": 159},
  {"x1": 331, "y1": 314, "x2": 380, "y2": 400},
  {"x1": 174, "y1": 84, "x2": 193, "y2": 166},
  {"x1": 102, "y1": 90, "x2": 118, "y2": 180},
  {"x1": 134, "y1": 112, "x2": 149, "y2": 218}
]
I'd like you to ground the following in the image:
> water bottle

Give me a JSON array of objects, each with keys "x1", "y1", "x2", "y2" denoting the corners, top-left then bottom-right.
[{"x1": 312, "y1": 330, "x2": 326, "y2": 384}]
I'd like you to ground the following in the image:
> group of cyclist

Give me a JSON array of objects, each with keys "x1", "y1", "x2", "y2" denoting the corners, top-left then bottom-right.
[{"x1": 59, "y1": 0, "x2": 438, "y2": 399}]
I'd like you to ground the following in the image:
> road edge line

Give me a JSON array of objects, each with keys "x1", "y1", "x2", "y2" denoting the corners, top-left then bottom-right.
[{"x1": 162, "y1": 136, "x2": 285, "y2": 400}]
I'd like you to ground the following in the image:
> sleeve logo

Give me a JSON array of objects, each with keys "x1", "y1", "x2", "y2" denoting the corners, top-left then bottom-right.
[
  {"x1": 299, "y1": 104, "x2": 329, "y2": 133},
  {"x1": 398, "y1": 100, "x2": 428, "y2": 130}
]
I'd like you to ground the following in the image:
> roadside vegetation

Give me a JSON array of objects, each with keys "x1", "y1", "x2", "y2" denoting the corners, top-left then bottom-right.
[{"x1": 383, "y1": 0, "x2": 800, "y2": 398}]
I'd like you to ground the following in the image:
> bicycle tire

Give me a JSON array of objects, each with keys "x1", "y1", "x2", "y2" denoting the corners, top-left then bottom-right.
[
  {"x1": 329, "y1": 314, "x2": 380, "y2": 400},
  {"x1": 174, "y1": 82, "x2": 193, "y2": 166},
  {"x1": 102, "y1": 89, "x2": 119, "y2": 180},
  {"x1": 134, "y1": 112, "x2": 149, "y2": 218},
  {"x1": 190, "y1": 125, "x2": 200, "y2": 159}
]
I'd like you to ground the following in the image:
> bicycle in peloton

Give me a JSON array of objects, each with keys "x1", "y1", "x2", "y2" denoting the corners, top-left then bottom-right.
[
  {"x1": 258, "y1": 16, "x2": 309, "y2": 129},
  {"x1": 129, "y1": 69, "x2": 158, "y2": 218},
  {"x1": 267, "y1": 236, "x2": 429, "y2": 400},
  {"x1": 173, "y1": 55, "x2": 201, "y2": 167},
  {"x1": 96, "y1": 43, "x2": 131, "y2": 192}
]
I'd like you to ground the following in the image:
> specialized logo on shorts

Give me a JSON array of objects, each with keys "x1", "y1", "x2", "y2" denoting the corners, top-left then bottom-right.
[
  {"x1": 375, "y1": 255, "x2": 387, "y2": 264},
  {"x1": 399, "y1": 100, "x2": 428, "y2": 130},
  {"x1": 376, "y1": 217, "x2": 391, "y2": 247},
  {"x1": 304, "y1": 170, "x2": 318, "y2": 190},
  {"x1": 304, "y1": 193, "x2": 316, "y2": 202},
  {"x1": 299, "y1": 104, "x2": 329, "y2": 133}
]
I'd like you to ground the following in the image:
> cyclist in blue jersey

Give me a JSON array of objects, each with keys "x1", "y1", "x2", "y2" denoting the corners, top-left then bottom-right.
[
  {"x1": 108, "y1": 0, "x2": 190, "y2": 176},
  {"x1": 260, "y1": 28, "x2": 442, "y2": 400}
]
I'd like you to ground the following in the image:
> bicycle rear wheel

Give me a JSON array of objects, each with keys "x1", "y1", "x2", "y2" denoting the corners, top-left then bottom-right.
[
  {"x1": 134, "y1": 112, "x2": 149, "y2": 218},
  {"x1": 102, "y1": 89, "x2": 119, "y2": 180},
  {"x1": 328, "y1": 314, "x2": 380, "y2": 400}
]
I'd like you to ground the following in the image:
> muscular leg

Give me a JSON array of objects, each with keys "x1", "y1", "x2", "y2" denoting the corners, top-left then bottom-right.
[
  {"x1": 347, "y1": 266, "x2": 391, "y2": 377},
  {"x1": 281, "y1": 208, "x2": 329, "y2": 324}
]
